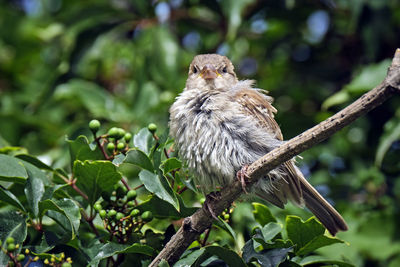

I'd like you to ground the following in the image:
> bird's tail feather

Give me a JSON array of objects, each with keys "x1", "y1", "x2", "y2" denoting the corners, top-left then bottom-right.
[{"x1": 300, "y1": 178, "x2": 348, "y2": 236}]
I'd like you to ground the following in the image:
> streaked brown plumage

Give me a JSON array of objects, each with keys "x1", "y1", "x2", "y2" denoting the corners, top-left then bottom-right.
[{"x1": 169, "y1": 54, "x2": 348, "y2": 235}]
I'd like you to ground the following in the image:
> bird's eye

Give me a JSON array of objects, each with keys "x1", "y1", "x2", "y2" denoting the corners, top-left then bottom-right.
[
  {"x1": 192, "y1": 66, "x2": 198, "y2": 74},
  {"x1": 222, "y1": 66, "x2": 227, "y2": 73}
]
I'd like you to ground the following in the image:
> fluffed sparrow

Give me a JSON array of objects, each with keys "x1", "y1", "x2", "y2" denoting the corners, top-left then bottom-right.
[{"x1": 169, "y1": 54, "x2": 348, "y2": 235}]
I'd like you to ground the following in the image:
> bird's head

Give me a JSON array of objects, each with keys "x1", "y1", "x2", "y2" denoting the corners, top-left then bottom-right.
[{"x1": 185, "y1": 54, "x2": 238, "y2": 91}]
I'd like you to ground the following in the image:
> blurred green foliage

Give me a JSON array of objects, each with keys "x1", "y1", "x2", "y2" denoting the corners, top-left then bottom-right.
[{"x1": 1, "y1": 0, "x2": 400, "y2": 266}]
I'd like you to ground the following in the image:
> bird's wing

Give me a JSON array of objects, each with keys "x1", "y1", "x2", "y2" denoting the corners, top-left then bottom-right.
[
  {"x1": 234, "y1": 88, "x2": 283, "y2": 140},
  {"x1": 233, "y1": 87, "x2": 303, "y2": 206}
]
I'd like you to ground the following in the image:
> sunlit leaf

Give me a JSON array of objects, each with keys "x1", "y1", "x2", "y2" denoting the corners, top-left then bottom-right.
[
  {"x1": 252, "y1": 202, "x2": 277, "y2": 226},
  {"x1": 133, "y1": 128, "x2": 154, "y2": 155},
  {"x1": 124, "y1": 149, "x2": 154, "y2": 171},
  {"x1": 139, "y1": 169, "x2": 179, "y2": 211},
  {"x1": 88, "y1": 242, "x2": 154, "y2": 265},
  {"x1": 0, "y1": 154, "x2": 28, "y2": 183}
]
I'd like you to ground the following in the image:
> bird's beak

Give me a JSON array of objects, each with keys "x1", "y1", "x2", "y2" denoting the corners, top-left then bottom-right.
[{"x1": 200, "y1": 64, "x2": 218, "y2": 80}]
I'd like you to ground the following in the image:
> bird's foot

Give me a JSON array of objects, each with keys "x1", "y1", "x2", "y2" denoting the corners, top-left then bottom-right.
[
  {"x1": 204, "y1": 191, "x2": 221, "y2": 220},
  {"x1": 236, "y1": 165, "x2": 250, "y2": 194}
]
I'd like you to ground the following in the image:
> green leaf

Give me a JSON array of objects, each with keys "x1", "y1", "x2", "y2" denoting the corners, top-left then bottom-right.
[
  {"x1": 285, "y1": 216, "x2": 325, "y2": 253},
  {"x1": 242, "y1": 239, "x2": 293, "y2": 267},
  {"x1": 46, "y1": 211, "x2": 75, "y2": 243},
  {"x1": 175, "y1": 248, "x2": 205, "y2": 267},
  {"x1": 294, "y1": 255, "x2": 354, "y2": 267},
  {"x1": 133, "y1": 128, "x2": 153, "y2": 155},
  {"x1": 221, "y1": 0, "x2": 256, "y2": 40},
  {"x1": 0, "y1": 211, "x2": 27, "y2": 266},
  {"x1": 253, "y1": 222, "x2": 283, "y2": 246},
  {"x1": 124, "y1": 149, "x2": 154, "y2": 171},
  {"x1": 322, "y1": 91, "x2": 350, "y2": 110},
  {"x1": 0, "y1": 185, "x2": 26, "y2": 211},
  {"x1": 0, "y1": 154, "x2": 28, "y2": 183},
  {"x1": 139, "y1": 169, "x2": 179, "y2": 211},
  {"x1": 137, "y1": 195, "x2": 197, "y2": 219},
  {"x1": 159, "y1": 259, "x2": 170, "y2": 267},
  {"x1": 344, "y1": 59, "x2": 390, "y2": 94},
  {"x1": 112, "y1": 153, "x2": 126, "y2": 166},
  {"x1": 376, "y1": 116, "x2": 400, "y2": 167},
  {"x1": 74, "y1": 160, "x2": 122, "y2": 205},
  {"x1": 252, "y1": 202, "x2": 277, "y2": 226},
  {"x1": 134, "y1": 82, "x2": 161, "y2": 117},
  {"x1": 88, "y1": 242, "x2": 154, "y2": 265},
  {"x1": 54, "y1": 79, "x2": 131, "y2": 121},
  {"x1": 39, "y1": 198, "x2": 81, "y2": 239},
  {"x1": 297, "y1": 235, "x2": 344, "y2": 256},
  {"x1": 67, "y1": 135, "x2": 104, "y2": 164},
  {"x1": 322, "y1": 59, "x2": 390, "y2": 109},
  {"x1": 160, "y1": 157, "x2": 181, "y2": 175},
  {"x1": 15, "y1": 154, "x2": 53, "y2": 171},
  {"x1": 196, "y1": 245, "x2": 247, "y2": 267},
  {"x1": 214, "y1": 217, "x2": 237, "y2": 241},
  {"x1": 24, "y1": 164, "x2": 46, "y2": 217}
]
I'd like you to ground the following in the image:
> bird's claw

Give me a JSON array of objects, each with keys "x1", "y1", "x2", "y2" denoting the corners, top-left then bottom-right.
[{"x1": 237, "y1": 165, "x2": 250, "y2": 194}]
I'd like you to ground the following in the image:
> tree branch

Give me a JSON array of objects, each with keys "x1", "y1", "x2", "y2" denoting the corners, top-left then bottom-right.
[{"x1": 149, "y1": 48, "x2": 400, "y2": 266}]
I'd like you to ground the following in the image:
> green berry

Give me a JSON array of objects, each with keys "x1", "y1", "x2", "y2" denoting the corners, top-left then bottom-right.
[
  {"x1": 108, "y1": 127, "x2": 119, "y2": 138},
  {"x1": 108, "y1": 209, "x2": 117, "y2": 217},
  {"x1": 116, "y1": 212, "x2": 124, "y2": 220},
  {"x1": 126, "y1": 190, "x2": 137, "y2": 200},
  {"x1": 107, "y1": 143, "x2": 115, "y2": 152},
  {"x1": 141, "y1": 211, "x2": 153, "y2": 222},
  {"x1": 224, "y1": 214, "x2": 230, "y2": 220},
  {"x1": 7, "y1": 243, "x2": 15, "y2": 252},
  {"x1": 199, "y1": 198, "x2": 205, "y2": 205},
  {"x1": 130, "y1": 209, "x2": 140, "y2": 217},
  {"x1": 62, "y1": 263, "x2": 72, "y2": 267},
  {"x1": 6, "y1": 237, "x2": 14, "y2": 244},
  {"x1": 127, "y1": 201, "x2": 135, "y2": 207},
  {"x1": 117, "y1": 128, "x2": 126, "y2": 139},
  {"x1": 94, "y1": 203, "x2": 102, "y2": 211},
  {"x1": 17, "y1": 254, "x2": 25, "y2": 262},
  {"x1": 148, "y1": 123, "x2": 157, "y2": 133},
  {"x1": 89, "y1": 120, "x2": 101, "y2": 132},
  {"x1": 124, "y1": 133, "x2": 132, "y2": 142},
  {"x1": 99, "y1": 210, "x2": 107, "y2": 219},
  {"x1": 117, "y1": 142, "x2": 125, "y2": 151}
]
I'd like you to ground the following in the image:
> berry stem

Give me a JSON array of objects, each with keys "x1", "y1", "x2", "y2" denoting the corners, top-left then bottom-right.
[
  {"x1": 177, "y1": 186, "x2": 188, "y2": 194},
  {"x1": 70, "y1": 179, "x2": 89, "y2": 201},
  {"x1": 96, "y1": 137, "x2": 110, "y2": 160},
  {"x1": 201, "y1": 228, "x2": 211, "y2": 247},
  {"x1": 121, "y1": 178, "x2": 131, "y2": 191}
]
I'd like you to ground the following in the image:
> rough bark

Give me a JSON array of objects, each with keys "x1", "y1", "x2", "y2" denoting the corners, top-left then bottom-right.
[{"x1": 149, "y1": 48, "x2": 400, "y2": 267}]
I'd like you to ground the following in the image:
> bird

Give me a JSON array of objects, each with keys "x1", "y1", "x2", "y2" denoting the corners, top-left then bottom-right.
[{"x1": 169, "y1": 53, "x2": 348, "y2": 235}]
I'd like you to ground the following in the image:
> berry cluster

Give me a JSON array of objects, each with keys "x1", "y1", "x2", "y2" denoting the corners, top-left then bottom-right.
[
  {"x1": 0, "y1": 238, "x2": 72, "y2": 267},
  {"x1": 94, "y1": 184, "x2": 153, "y2": 243},
  {"x1": 89, "y1": 120, "x2": 133, "y2": 159}
]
